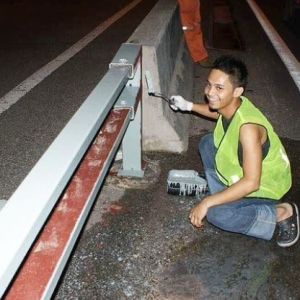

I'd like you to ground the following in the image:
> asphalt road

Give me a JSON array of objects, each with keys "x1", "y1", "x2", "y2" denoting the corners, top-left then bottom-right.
[
  {"x1": 255, "y1": 0, "x2": 300, "y2": 61},
  {"x1": 0, "y1": 0, "x2": 159, "y2": 199}
]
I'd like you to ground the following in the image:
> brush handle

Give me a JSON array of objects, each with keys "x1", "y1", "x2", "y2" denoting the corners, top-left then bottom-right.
[{"x1": 153, "y1": 93, "x2": 175, "y2": 105}]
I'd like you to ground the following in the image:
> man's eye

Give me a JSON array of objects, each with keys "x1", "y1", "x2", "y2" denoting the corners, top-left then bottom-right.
[{"x1": 216, "y1": 86, "x2": 223, "y2": 91}]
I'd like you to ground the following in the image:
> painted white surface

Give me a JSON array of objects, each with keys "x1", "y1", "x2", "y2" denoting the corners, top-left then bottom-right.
[
  {"x1": 128, "y1": 0, "x2": 193, "y2": 152},
  {"x1": 0, "y1": 200, "x2": 6, "y2": 212}
]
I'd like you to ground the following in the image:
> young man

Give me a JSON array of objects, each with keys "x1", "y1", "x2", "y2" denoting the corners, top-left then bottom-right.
[{"x1": 170, "y1": 55, "x2": 299, "y2": 247}]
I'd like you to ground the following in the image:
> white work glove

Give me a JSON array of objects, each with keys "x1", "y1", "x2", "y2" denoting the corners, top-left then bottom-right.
[{"x1": 170, "y1": 95, "x2": 193, "y2": 112}]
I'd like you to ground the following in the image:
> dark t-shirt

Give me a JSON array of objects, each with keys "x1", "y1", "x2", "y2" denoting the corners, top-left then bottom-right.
[{"x1": 222, "y1": 117, "x2": 270, "y2": 166}]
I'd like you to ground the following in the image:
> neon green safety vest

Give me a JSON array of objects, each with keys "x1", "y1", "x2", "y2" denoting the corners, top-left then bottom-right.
[{"x1": 214, "y1": 96, "x2": 291, "y2": 200}]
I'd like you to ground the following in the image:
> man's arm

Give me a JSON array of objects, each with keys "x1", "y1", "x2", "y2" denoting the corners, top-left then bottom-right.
[
  {"x1": 189, "y1": 123, "x2": 267, "y2": 227},
  {"x1": 191, "y1": 102, "x2": 219, "y2": 119},
  {"x1": 170, "y1": 95, "x2": 218, "y2": 119}
]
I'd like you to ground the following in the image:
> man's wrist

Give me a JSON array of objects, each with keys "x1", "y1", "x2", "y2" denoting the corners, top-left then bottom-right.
[
  {"x1": 202, "y1": 196, "x2": 213, "y2": 208},
  {"x1": 187, "y1": 101, "x2": 193, "y2": 111}
]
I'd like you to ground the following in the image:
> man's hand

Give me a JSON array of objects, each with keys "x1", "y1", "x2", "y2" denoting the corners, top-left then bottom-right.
[
  {"x1": 170, "y1": 95, "x2": 193, "y2": 111},
  {"x1": 189, "y1": 200, "x2": 210, "y2": 227}
]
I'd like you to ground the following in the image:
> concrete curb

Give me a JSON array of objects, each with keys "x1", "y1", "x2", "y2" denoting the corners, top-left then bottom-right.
[{"x1": 128, "y1": 0, "x2": 194, "y2": 152}]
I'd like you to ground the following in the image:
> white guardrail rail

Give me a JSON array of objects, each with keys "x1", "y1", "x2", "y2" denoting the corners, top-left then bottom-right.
[{"x1": 0, "y1": 43, "x2": 144, "y2": 300}]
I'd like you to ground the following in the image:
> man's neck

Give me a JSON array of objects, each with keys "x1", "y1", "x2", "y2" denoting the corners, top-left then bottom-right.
[{"x1": 218, "y1": 97, "x2": 242, "y2": 119}]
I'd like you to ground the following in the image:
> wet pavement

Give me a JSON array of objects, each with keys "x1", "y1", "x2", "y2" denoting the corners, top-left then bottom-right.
[{"x1": 53, "y1": 0, "x2": 300, "y2": 299}]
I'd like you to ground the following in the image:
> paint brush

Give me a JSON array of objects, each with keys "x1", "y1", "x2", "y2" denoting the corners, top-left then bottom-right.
[{"x1": 145, "y1": 70, "x2": 175, "y2": 105}]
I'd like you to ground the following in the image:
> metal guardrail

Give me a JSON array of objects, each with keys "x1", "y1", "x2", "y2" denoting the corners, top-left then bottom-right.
[{"x1": 0, "y1": 43, "x2": 143, "y2": 299}]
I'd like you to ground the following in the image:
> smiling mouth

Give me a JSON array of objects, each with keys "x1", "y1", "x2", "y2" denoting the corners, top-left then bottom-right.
[{"x1": 208, "y1": 98, "x2": 219, "y2": 104}]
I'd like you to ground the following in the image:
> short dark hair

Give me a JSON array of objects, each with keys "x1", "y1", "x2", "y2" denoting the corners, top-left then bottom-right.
[{"x1": 212, "y1": 55, "x2": 248, "y2": 89}]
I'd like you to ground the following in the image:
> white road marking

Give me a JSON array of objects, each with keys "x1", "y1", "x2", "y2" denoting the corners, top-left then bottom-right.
[
  {"x1": 246, "y1": 0, "x2": 300, "y2": 92},
  {"x1": 0, "y1": 0, "x2": 142, "y2": 115}
]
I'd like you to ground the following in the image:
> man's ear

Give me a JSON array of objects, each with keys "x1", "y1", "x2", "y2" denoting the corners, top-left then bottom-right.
[{"x1": 233, "y1": 86, "x2": 244, "y2": 97}]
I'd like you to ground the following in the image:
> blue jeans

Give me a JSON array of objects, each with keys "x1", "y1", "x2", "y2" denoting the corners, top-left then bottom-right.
[{"x1": 199, "y1": 133, "x2": 277, "y2": 241}]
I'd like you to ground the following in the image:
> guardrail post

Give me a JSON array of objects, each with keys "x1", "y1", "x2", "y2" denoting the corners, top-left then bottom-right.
[
  {"x1": 119, "y1": 99, "x2": 143, "y2": 177},
  {"x1": 111, "y1": 43, "x2": 144, "y2": 177}
]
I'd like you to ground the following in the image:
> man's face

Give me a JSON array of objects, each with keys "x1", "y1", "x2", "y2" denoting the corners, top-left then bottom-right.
[{"x1": 204, "y1": 69, "x2": 239, "y2": 112}]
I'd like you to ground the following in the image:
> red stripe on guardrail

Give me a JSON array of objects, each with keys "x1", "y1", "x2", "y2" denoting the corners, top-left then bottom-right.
[{"x1": 4, "y1": 108, "x2": 131, "y2": 300}]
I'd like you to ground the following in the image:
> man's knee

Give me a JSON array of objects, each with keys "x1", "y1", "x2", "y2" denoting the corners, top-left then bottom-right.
[{"x1": 206, "y1": 205, "x2": 229, "y2": 229}]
